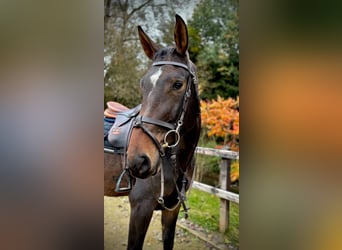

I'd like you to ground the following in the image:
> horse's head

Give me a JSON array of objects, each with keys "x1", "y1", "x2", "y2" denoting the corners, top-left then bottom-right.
[{"x1": 127, "y1": 15, "x2": 200, "y2": 179}]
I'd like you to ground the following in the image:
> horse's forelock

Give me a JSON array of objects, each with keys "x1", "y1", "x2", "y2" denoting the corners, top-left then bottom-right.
[{"x1": 153, "y1": 46, "x2": 189, "y2": 64}]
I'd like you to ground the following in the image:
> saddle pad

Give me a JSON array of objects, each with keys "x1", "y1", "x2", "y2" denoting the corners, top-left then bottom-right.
[{"x1": 104, "y1": 117, "x2": 115, "y2": 149}]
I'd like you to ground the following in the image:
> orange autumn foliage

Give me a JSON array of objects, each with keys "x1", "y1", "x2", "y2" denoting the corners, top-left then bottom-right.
[{"x1": 201, "y1": 96, "x2": 239, "y2": 151}]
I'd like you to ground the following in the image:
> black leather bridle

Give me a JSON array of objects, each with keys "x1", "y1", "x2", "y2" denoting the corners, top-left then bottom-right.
[
  {"x1": 116, "y1": 60, "x2": 197, "y2": 217},
  {"x1": 133, "y1": 61, "x2": 195, "y2": 156}
]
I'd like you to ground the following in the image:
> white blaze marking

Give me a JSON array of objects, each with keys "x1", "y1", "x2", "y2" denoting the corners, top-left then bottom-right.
[{"x1": 150, "y1": 67, "x2": 162, "y2": 88}]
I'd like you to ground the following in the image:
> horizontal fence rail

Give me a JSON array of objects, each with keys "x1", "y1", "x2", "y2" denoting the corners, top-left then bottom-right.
[
  {"x1": 192, "y1": 181, "x2": 239, "y2": 203},
  {"x1": 195, "y1": 146, "x2": 239, "y2": 160}
]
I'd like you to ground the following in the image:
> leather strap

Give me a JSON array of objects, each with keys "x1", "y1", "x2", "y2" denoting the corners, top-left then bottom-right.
[
  {"x1": 138, "y1": 124, "x2": 166, "y2": 156},
  {"x1": 140, "y1": 116, "x2": 175, "y2": 130},
  {"x1": 152, "y1": 61, "x2": 189, "y2": 71}
]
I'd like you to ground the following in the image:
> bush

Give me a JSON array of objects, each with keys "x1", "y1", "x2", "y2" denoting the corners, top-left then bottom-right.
[{"x1": 200, "y1": 96, "x2": 239, "y2": 151}]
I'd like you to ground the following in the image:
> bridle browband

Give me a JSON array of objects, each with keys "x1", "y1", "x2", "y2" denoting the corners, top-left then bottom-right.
[{"x1": 132, "y1": 60, "x2": 196, "y2": 216}]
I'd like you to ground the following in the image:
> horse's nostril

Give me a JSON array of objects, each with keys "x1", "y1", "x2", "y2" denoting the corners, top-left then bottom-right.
[
  {"x1": 129, "y1": 154, "x2": 151, "y2": 177},
  {"x1": 139, "y1": 155, "x2": 150, "y2": 168}
]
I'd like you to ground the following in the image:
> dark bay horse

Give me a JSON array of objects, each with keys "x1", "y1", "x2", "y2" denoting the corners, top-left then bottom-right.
[{"x1": 104, "y1": 14, "x2": 201, "y2": 250}]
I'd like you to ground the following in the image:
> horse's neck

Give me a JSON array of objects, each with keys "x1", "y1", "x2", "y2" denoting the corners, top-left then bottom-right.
[
  {"x1": 181, "y1": 89, "x2": 201, "y2": 160},
  {"x1": 178, "y1": 113, "x2": 201, "y2": 172}
]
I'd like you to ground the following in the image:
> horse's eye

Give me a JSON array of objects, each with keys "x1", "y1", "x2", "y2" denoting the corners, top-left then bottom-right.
[{"x1": 172, "y1": 81, "x2": 183, "y2": 90}]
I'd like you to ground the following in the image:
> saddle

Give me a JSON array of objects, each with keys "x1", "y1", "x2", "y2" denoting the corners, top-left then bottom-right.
[
  {"x1": 108, "y1": 104, "x2": 141, "y2": 151},
  {"x1": 104, "y1": 102, "x2": 141, "y2": 193},
  {"x1": 104, "y1": 101, "x2": 129, "y2": 118},
  {"x1": 103, "y1": 101, "x2": 140, "y2": 154}
]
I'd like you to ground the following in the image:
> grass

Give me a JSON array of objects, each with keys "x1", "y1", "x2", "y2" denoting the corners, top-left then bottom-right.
[{"x1": 180, "y1": 189, "x2": 239, "y2": 246}]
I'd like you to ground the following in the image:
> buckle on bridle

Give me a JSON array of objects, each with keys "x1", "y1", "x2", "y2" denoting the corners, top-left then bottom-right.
[
  {"x1": 158, "y1": 197, "x2": 164, "y2": 204},
  {"x1": 133, "y1": 115, "x2": 142, "y2": 127}
]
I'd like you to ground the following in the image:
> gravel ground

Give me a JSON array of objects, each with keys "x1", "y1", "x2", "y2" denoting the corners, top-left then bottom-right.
[{"x1": 104, "y1": 196, "x2": 236, "y2": 250}]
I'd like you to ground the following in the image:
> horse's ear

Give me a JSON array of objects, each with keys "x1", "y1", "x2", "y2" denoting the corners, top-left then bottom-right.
[
  {"x1": 138, "y1": 26, "x2": 159, "y2": 60},
  {"x1": 174, "y1": 14, "x2": 188, "y2": 56}
]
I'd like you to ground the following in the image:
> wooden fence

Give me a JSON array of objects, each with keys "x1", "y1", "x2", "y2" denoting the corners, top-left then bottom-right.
[{"x1": 193, "y1": 146, "x2": 239, "y2": 233}]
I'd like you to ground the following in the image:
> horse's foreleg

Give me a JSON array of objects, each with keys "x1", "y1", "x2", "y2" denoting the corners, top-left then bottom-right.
[
  {"x1": 161, "y1": 206, "x2": 181, "y2": 250},
  {"x1": 127, "y1": 202, "x2": 154, "y2": 250}
]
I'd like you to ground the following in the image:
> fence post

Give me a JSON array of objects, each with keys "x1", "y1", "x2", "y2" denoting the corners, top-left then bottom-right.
[{"x1": 219, "y1": 157, "x2": 231, "y2": 232}]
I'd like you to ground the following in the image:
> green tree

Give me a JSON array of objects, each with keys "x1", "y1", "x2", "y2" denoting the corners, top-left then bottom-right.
[
  {"x1": 104, "y1": 0, "x2": 192, "y2": 108},
  {"x1": 188, "y1": 0, "x2": 239, "y2": 100}
]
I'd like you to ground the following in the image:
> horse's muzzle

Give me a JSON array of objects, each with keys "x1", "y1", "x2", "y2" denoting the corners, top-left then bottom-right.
[{"x1": 127, "y1": 154, "x2": 156, "y2": 179}]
